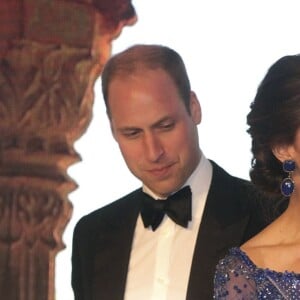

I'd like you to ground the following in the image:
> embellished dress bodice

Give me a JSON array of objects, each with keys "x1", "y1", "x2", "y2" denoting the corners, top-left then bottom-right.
[{"x1": 214, "y1": 247, "x2": 300, "y2": 299}]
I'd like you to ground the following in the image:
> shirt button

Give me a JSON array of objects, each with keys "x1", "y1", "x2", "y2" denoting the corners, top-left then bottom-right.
[
  {"x1": 157, "y1": 277, "x2": 169, "y2": 285},
  {"x1": 162, "y1": 229, "x2": 170, "y2": 237}
]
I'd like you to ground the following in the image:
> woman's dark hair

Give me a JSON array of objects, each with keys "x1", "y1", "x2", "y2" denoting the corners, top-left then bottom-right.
[{"x1": 247, "y1": 54, "x2": 300, "y2": 196}]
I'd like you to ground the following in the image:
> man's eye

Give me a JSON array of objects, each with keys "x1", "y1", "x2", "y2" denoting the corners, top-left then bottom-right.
[
  {"x1": 160, "y1": 122, "x2": 175, "y2": 130},
  {"x1": 122, "y1": 130, "x2": 140, "y2": 138}
]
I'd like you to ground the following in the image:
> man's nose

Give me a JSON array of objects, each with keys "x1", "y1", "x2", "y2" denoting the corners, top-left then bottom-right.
[{"x1": 143, "y1": 133, "x2": 164, "y2": 162}]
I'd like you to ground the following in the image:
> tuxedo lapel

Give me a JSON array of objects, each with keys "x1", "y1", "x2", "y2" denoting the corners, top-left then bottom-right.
[
  {"x1": 186, "y1": 162, "x2": 253, "y2": 300},
  {"x1": 91, "y1": 190, "x2": 143, "y2": 300}
]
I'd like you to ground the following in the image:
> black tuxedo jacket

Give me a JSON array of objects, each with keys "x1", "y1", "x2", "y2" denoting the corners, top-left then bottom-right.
[{"x1": 72, "y1": 161, "x2": 274, "y2": 300}]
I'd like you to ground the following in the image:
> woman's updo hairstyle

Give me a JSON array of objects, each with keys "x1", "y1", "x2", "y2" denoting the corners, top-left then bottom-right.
[{"x1": 247, "y1": 54, "x2": 300, "y2": 196}]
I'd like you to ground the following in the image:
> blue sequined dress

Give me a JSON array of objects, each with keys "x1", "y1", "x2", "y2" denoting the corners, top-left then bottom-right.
[{"x1": 214, "y1": 247, "x2": 300, "y2": 299}]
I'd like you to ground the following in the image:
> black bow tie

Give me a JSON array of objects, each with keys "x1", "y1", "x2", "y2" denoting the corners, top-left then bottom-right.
[{"x1": 140, "y1": 186, "x2": 192, "y2": 231}]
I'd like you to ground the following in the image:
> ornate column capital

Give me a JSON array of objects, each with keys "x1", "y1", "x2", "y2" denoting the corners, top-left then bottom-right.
[{"x1": 0, "y1": 1, "x2": 136, "y2": 299}]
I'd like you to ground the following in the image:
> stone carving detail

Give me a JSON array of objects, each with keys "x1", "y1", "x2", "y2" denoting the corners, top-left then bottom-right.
[
  {"x1": 0, "y1": 39, "x2": 99, "y2": 300},
  {"x1": 0, "y1": 39, "x2": 94, "y2": 136},
  {"x1": 0, "y1": 0, "x2": 137, "y2": 297}
]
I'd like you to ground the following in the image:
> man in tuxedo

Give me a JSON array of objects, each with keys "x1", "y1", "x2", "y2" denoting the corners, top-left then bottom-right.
[{"x1": 71, "y1": 44, "x2": 276, "y2": 299}]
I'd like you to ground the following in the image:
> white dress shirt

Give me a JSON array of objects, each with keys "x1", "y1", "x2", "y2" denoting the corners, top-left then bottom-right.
[{"x1": 124, "y1": 153, "x2": 213, "y2": 300}]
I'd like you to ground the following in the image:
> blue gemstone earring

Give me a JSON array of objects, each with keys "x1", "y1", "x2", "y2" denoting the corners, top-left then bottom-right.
[{"x1": 280, "y1": 159, "x2": 295, "y2": 197}]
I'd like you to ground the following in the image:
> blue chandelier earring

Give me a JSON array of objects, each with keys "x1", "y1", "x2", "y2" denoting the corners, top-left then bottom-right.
[{"x1": 280, "y1": 159, "x2": 295, "y2": 197}]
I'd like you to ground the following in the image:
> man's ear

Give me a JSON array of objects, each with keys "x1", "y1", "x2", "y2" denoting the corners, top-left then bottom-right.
[
  {"x1": 189, "y1": 91, "x2": 202, "y2": 124},
  {"x1": 272, "y1": 144, "x2": 294, "y2": 163}
]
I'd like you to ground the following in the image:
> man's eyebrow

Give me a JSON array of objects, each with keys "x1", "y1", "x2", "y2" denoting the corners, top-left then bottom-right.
[
  {"x1": 117, "y1": 126, "x2": 141, "y2": 132},
  {"x1": 115, "y1": 116, "x2": 174, "y2": 132}
]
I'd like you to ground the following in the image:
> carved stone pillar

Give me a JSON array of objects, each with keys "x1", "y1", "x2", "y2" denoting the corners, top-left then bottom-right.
[{"x1": 0, "y1": 1, "x2": 136, "y2": 299}]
